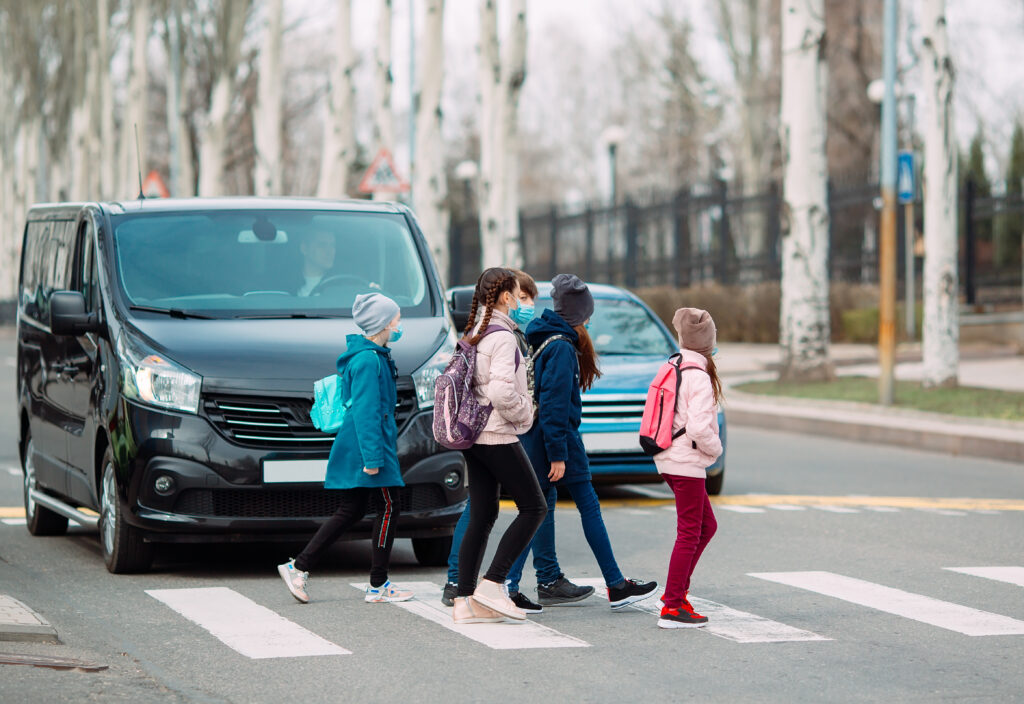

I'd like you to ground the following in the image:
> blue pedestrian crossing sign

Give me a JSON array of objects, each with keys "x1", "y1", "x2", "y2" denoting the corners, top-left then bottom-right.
[{"x1": 898, "y1": 151, "x2": 915, "y2": 204}]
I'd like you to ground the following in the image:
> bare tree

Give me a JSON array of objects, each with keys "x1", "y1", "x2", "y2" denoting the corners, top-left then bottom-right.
[
  {"x1": 162, "y1": 0, "x2": 195, "y2": 196},
  {"x1": 477, "y1": 0, "x2": 527, "y2": 268},
  {"x1": 253, "y1": 0, "x2": 283, "y2": 196},
  {"x1": 318, "y1": 0, "x2": 357, "y2": 198},
  {"x1": 412, "y1": 0, "x2": 450, "y2": 283},
  {"x1": 98, "y1": 0, "x2": 117, "y2": 198},
  {"x1": 921, "y1": 0, "x2": 959, "y2": 387},
  {"x1": 197, "y1": 0, "x2": 251, "y2": 197},
  {"x1": 778, "y1": 0, "x2": 833, "y2": 381},
  {"x1": 122, "y1": 0, "x2": 150, "y2": 198},
  {"x1": 371, "y1": 0, "x2": 394, "y2": 201}
]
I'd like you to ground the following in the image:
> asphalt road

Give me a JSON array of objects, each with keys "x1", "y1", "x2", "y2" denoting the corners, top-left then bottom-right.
[{"x1": 1, "y1": 335, "x2": 1023, "y2": 703}]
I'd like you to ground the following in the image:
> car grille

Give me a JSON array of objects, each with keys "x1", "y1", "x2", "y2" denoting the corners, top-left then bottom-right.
[
  {"x1": 580, "y1": 393, "x2": 646, "y2": 425},
  {"x1": 173, "y1": 484, "x2": 448, "y2": 518},
  {"x1": 203, "y1": 379, "x2": 418, "y2": 450}
]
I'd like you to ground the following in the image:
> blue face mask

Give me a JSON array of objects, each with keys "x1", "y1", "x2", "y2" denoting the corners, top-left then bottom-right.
[
  {"x1": 389, "y1": 324, "x2": 403, "y2": 343},
  {"x1": 712, "y1": 346, "x2": 718, "y2": 357},
  {"x1": 510, "y1": 305, "x2": 535, "y2": 327}
]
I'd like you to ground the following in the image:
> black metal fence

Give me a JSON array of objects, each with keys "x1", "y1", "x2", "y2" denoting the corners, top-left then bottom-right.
[{"x1": 448, "y1": 178, "x2": 1024, "y2": 306}]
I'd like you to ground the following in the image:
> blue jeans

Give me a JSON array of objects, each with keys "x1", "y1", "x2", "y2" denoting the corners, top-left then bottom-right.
[
  {"x1": 446, "y1": 499, "x2": 471, "y2": 584},
  {"x1": 506, "y1": 480, "x2": 625, "y2": 594}
]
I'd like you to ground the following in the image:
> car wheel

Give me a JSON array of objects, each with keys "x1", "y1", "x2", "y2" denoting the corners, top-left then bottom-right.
[
  {"x1": 412, "y1": 535, "x2": 453, "y2": 567},
  {"x1": 22, "y1": 437, "x2": 69, "y2": 536},
  {"x1": 99, "y1": 449, "x2": 154, "y2": 574},
  {"x1": 705, "y1": 468, "x2": 725, "y2": 496}
]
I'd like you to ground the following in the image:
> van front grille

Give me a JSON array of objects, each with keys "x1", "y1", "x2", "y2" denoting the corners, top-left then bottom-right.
[
  {"x1": 580, "y1": 393, "x2": 646, "y2": 425},
  {"x1": 173, "y1": 484, "x2": 447, "y2": 518},
  {"x1": 203, "y1": 380, "x2": 418, "y2": 449}
]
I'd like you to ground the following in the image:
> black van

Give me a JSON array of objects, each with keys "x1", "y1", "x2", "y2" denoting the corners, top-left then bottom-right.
[{"x1": 17, "y1": 198, "x2": 465, "y2": 573}]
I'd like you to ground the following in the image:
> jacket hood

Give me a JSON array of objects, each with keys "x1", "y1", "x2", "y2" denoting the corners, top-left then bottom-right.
[
  {"x1": 526, "y1": 309, "x2": 579, "y2": 348},
  {"x1": 337, "y1": 333, "x2": 391, "y2": 371}
]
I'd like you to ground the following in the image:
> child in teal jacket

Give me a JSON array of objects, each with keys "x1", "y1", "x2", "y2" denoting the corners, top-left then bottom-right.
[{"x1": 278, "y1": 293, "x2": 413, "y2": 605}]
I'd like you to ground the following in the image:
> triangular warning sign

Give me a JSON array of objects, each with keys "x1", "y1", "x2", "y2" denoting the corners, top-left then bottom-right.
[
  {"x1": 357, "y1": 149, "x2": 410, "y2": 194},
  {"x1": 141, "y1": 170, "x2": 170, "y2": 198}
]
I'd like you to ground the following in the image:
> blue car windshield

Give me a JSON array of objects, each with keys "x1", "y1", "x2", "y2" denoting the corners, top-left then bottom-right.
[
  {"x1": 111, "y1": 210, "x2": 431, "y2": 317},
  {"x1": 536, "y1": 297, "x2": 676, "y2": 356}
]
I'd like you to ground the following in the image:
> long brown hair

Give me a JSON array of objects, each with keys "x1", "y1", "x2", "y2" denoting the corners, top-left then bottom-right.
[
  {"x1": 463, "y1": 267, "x2": 518, "y2": 345},
  {"x1": 572, "y1": 324, "x2": 602, "y2": 392},
  {"x1": 704, "y1": 354, "x2": 723, "y2": 405}
]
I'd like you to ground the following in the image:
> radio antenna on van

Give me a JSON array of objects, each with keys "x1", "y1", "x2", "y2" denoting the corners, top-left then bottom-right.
[{"x1": 134, "y1": 124, "x2": 145, "y2": 200}]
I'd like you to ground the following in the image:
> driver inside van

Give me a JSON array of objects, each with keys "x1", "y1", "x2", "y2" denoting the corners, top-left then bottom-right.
[{"x1": 296, "y1": 229, "x2": 337, "y2": 297}]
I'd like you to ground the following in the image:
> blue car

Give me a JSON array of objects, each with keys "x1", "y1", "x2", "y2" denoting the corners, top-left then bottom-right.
[{"x1": 448, "y1": 283, "x2": 726, "y2": 494}]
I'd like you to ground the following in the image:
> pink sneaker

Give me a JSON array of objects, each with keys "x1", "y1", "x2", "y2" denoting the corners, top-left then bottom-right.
[{"x1": 452, "y1": 597, "x2": 505, "y2": 623}]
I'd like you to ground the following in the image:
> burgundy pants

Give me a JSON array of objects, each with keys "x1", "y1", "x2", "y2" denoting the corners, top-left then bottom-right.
[{"x1": 662, "y1": 474, "x2": 717, "y2": 610}]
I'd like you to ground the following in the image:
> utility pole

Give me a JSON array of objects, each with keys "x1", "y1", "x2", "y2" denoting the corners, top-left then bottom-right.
[
  {"x1": 408, "y1": 0, "x2": 416, "y2": 203},
  {"x1": 878, "y1": 0, "x2": 899, "y2": 405}
]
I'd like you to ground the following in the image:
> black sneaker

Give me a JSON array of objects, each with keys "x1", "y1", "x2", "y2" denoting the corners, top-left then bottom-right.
[
  {"x1": 537, "y1": 576, "x2": 596, "y2": 605},
  {"x1": 608, "y1": 578, "x2": 658, "y2": 610},
  {"x1": 657, "y1": 604, "x2": 708, "y2": 629},
  {"x1": 441, "y1": 582, "x2": 458, "y2": 607},
  {"x1": 510, "y1": 591, "x2": 543, "y2": 614}
]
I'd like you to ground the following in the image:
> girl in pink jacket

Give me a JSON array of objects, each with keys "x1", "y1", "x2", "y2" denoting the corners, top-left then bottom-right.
[{"x1": 654, "y1": 307, "x2": 723, "y2": 629}]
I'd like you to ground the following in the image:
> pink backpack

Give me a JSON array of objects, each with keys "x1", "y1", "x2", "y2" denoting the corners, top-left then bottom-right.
[{"x1": 638, "y1": 354, "x2": 707, "y2": 456}]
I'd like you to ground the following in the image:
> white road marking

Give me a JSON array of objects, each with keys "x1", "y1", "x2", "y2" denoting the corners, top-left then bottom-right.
[
  {"x1": 766, "y1": 504, "x2": 807, "y2": 511},
  {"x1": 945, "y1": 567, "x2": 1024, "y2": 589},
  {"x1": 749, "y1": 571, "x2": 1024, "y2": 636},
  {"x1": 350, "y1": 582, "x2": 588, "y2": 650},
  {"x1": 5, "y1": 467, "x2": 21, "y2": 477},
  {"x1": 574, "y1": 578, "x2": 829, "y2": 643},
  {"x1": 621, "y1": 509, "x2": 654, "y2": 516},
  {"x1": 717, "y1": 505, "x2": 766, "y2": 514},
  {"x1": 972, "y1": 509, "x2": 1001, "y2": 515},
  {"x1": 147, "y1": 587, "x2": 350, "y2": 659},
  {"x1": 624, "y1": 485, "x2": 674, "y2": 499},
  {"x1": 811, "y1": 505, "x2": 860, "y2": 514},
  {"x1": 915, "y1": 507, "x2": 968, "y2": 516},
  {"x1": 2, "y1": 518, "x2": 27, "y2": 525},
  {"x1": 863, "y1": 506, "x2": 901, "y2": 513}
]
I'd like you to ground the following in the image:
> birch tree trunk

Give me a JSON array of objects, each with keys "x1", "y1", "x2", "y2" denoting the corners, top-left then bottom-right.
[
  {"x1": 97, "y1": 0, "x2": 115, "y2": 199},
  {"x1": 69, "y1": 2, "x2": 93, "y2": 201},
  {"x1": 499, "y1": 0, "x2": 526, "y2": 267},
  {"x1": 197, "y1": 2, "x2": 249, "y2": 197},
  {"x1": 478, "y1": 0, "x2": 503, "y2": 267},
  {"x1": 254, "y1": 0, "x2": 284, "y2": 196},
  {"x1": 778, "y1": 0, "x2": 832, "y2": 382},
  {"x1": 372, "y1": 0, "x2": 394, "y2": 201},
  {"x1": 165, "y1": 0, "x2": 194, "y2": 196},
  {"x1": 412, "y1": 0, "x2": 450, "y2": 283},
  {"x1": 318, "y1": 0, "x2": 357, "y2": 198},
  {"x1": 921, "y1": 0, "x2": 959, "y2": 387},
  {"x1": 122, "y1": 0, "x2": 149, "y2": 198}
]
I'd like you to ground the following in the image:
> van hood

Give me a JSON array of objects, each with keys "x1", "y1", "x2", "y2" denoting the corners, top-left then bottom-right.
[
  {"x1": 585, "y1": 355, "x2": 667, "y2": 395},
  {"x1": 125, "y1": 316, "x2": 448, "y2": 392}
]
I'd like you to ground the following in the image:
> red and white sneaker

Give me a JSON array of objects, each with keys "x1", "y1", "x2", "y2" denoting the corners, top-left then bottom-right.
[{"x1": 658, "y1": 603, "x2": 708, "y2": 629}]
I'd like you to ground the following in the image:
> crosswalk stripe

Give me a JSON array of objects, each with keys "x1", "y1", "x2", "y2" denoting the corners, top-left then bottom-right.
[
  {"x1": 863, "y1": 506, "x2": 901, "y2": 513},
  {"x1": 749, "y1": 571, "x2": 1024, "y2": 636},
  {"x1": 147, "y1": 587, "x2": 350, "y2": 659},
  {"x1": 915, "y1": 508, "x2": 968, "y2": 516},
  {"x1": 765, "y1": 504, "x2": 807, "y2": 511},
  {"x1": 350, "y1": 582, "x2": 588, "y2": 650},
  {"x1": 573, "y1": 579, "x2": 829, "y2": 643},
  {"x1": 812, "y1": 505, "x2": 860, "y2": 514},
  {"x1": 944, "y1": 567, "x2": 1024, "y2": 588},
  {"x1": 717, "y1": 505, "x2": 766, "y2": 514}
]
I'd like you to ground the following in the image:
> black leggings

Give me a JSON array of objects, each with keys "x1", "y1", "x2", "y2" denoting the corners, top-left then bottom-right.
[
  {"x1": 294, "y1": 486, "x2": 399, "y2": 587},
  {"x1": 457, "y1": 442, "x2": 547, "y2": 597}
]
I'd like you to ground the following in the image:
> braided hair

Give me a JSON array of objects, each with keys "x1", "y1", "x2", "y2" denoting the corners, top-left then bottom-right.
[{"x1": 463, "y1": 267, "x2": 518, "y2": 346}]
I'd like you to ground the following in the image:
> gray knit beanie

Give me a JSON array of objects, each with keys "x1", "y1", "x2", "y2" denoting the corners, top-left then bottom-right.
[
  {"x1": 551, "y1": 274, "x2": 594, "y2": 327},
  {"x1": 352, "y1": 293, "x2": 400, "y2": 337},
  {"x1": 672, "y1": 307, "x2": 716, "y2": 355}
]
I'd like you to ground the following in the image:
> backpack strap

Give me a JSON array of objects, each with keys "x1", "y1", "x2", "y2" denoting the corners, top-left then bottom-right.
[
  {"x1": 668, "y1": 355, "x2": 709, "y2": 441},
  {"x1": 528, "y1": 334, "x2": 574, "y2": 402},
  {"x1": 480, "y1": 324, "x2": 521, "y2": 371}
]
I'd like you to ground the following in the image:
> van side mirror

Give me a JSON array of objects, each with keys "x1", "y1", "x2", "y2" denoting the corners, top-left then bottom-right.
[
  {"x1": 449, "y1": 288, "x2": 475, "y2": 332},
  {"x1": 50, "y1": 291, "x2": 100, "y2": 336}
]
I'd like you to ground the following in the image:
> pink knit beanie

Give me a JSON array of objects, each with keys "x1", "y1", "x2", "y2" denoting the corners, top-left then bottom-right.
[{"x1": 672, "y1": 307, "x2": 716, "y2": 355}]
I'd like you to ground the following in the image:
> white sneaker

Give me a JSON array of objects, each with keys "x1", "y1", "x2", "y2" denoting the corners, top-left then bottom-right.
[
  {"x1": 277, "y1": 559, "x2": 309, "y2": 603},
  {"x1": 365, "y1": 580, "x2": 414, "y2": 603},
  {"x1": 452, "y1": 597, "x2": 505, "y2": 624},
  {"x1": 470, "y1": 579, "x2": 526, "y2": 620}
]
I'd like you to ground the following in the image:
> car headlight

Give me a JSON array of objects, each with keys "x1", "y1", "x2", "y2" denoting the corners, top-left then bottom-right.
[
  {"x1": 412, "y1": 330, "x2": 457, "y2": 409},
  {"x1": 117, "y1": 334, "x2": 202, "y2": 414}
]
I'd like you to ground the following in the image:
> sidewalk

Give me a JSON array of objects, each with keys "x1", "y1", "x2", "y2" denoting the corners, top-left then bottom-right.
[{"x1": 717, "y1": 342, "x2": 1024, "y2": 463}]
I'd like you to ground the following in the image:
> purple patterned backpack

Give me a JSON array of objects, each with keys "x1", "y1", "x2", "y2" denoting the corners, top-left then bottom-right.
[{"x1": 432, "y1": 325, "x2": 519, "y2": 450}]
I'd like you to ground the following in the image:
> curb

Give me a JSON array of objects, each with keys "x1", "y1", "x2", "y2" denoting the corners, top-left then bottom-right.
[
  {"x1": 0, "y1": 595, "x2": 59, "y2": 643},
  {"x1": 725, "y1": 391, "x2": 1024, "y2": 464}
]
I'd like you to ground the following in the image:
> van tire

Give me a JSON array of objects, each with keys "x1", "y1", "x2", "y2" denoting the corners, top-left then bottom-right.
[
  {"x1": 412, "y1": 535, "x2": 453, "y2": 567},
  {"x1": 99, "y1": 449, "x2": 154, "y2": 574},
  {"x1": 22, "y1": 437, "x2": 69, "y2": 536},
  {"x1": 705, "y1": 468, "x2": 724, "y2": 496}
]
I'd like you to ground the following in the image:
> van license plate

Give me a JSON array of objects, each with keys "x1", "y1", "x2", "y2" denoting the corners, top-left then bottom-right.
[
  {"x1": 263, "y1": 460, "x2": 328, "y2": 484},
  {"x1": 582, "y1": 432, "x2": 641, "y2": 454}
]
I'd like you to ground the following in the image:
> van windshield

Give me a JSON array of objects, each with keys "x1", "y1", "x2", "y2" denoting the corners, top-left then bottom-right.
[{"x1": 112, "y1": 210, "x2": 432, "y2": 317}]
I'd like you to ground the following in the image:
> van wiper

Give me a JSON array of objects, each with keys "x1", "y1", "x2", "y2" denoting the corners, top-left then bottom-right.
[
  {"x1": 129, "y1": 305, "x2": 215, "y2": 320},
  {"x1": 232, "y1": 313, "x2": 340, "y2": 320}
]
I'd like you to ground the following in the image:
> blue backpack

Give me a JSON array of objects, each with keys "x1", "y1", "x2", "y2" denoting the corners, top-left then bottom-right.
[{"x1": 311, "y1": 351, "x2": 381, "y2": 434}]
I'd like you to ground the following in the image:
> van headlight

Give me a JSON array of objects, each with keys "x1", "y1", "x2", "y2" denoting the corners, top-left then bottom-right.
[
  {"x1": 117, "y1": 335, "x2": 202, "y2": 414},
  {"x1": 412, "y1": 331, "x2": 457, "y2": 409}
]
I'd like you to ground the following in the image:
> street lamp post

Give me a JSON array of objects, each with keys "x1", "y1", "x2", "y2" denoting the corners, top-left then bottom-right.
[
  {"x1": 877, "y1": 0, "x2": 900, "y2": 406},
  {"x1": 601, "y1": 126, "x2": 626, "y2": 206},
  {"x1": 454, "y1": 160, "x2": 479, "y2": 285}
]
